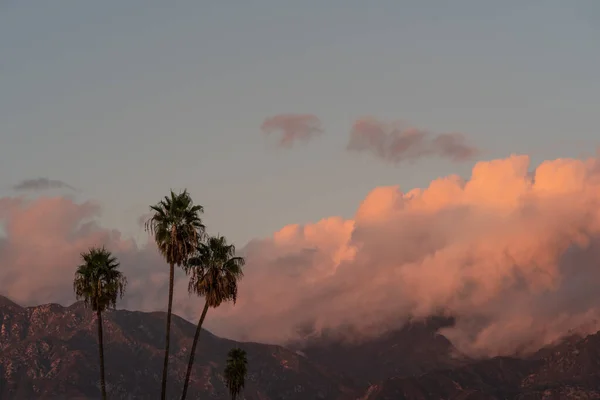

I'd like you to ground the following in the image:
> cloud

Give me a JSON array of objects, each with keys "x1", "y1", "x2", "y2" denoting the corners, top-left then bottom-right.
[
  {"x1": 5, "y1": 153, "x2": 600, "y2": 358},
  {"x1": 261, "y1": 114, "x2": 323, "y2": 147},
  {"x1": 347, "y1": 117, "x2": 479, "y2": 163},
  {"x1": 13, "y1": 178, "x2": 75, "y2": 191}
]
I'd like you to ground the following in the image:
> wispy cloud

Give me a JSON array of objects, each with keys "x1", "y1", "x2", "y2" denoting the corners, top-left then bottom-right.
[
  {"x1": 261, "y1": 114, "x2": 323, "y2": 148},
  {"x1": 13, "y1": 178, "x2": 75, "y2": 192},
  {"x1": 347, "y1": 117, "x2": 479, "y2": 164}
]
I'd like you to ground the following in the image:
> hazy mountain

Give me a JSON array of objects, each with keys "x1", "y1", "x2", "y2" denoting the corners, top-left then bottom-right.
[
  {"x1": 361, "y1": 332, "x2": 600, "y2": 399},
  {"x1": 296, "y1": 316, "x2": 469, "y2": 388},
  {"x1": 2, "y1": 296, "x2": 600, "y2": 399},
  {"x1": 0, "y1": 296, "x2": 355, "y2": 399}
]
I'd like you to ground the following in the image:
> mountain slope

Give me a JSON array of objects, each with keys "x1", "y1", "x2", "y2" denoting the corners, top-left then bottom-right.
[
  {"x1": 4, "y1": 295, "x2": 600, "y2": 399},
  {"x1": 298, "y1": 317, "x2": 468, "y2": 388},
  {"x1": 0, "y1": 297, "x2": 356, "y2": 399},
  {"x1": 362, "y1": 332, "x2": 600, "y2": 399}
]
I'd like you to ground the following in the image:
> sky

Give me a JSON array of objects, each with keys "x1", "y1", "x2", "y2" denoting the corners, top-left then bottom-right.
[
  {"x1": 2, "y1": 1, "x2": 599, "y2": 245},
  {"x1": 1, "y1": 1, "x2": 600, "y2": 357}
]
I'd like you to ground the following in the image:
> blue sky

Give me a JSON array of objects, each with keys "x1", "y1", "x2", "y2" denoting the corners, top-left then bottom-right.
[{"x1": 1, "y1": 1, "x2": 599, "y2": 245}]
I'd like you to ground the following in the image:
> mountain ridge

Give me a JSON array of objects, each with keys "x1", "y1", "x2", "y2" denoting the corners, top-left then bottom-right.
[
  {"x1": 2, "y1": 296, "x2": 600, "y2": 399},
  {"x1": 0, "y1": 296, "x2": 356, "y2": 399}
]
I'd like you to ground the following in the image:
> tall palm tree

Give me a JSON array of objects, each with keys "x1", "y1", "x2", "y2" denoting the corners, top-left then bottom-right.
[
  {"x1": 180, "y1": 235, "x2": 245, "y2": 400},
  {"x1": 145, "y1": 189, "x2": 205, "y2": 400},
  {"x1": 73, "y1": 247, "x2": 127, "y2": 400},
  {"x1": 224, "y1": 348, "x2": 248, "y2": 400}
]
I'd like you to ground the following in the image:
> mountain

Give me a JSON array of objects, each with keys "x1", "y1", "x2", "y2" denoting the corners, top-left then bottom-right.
[
  {"x1": 361, "y1": 332, "x2": 600, "y2": 399},
  {"x1": 297, "y1": 316, "x2": 469, "y2": 388},
  {"x1": 3, "y1": 295, "x2": 600, "y2": 399},
  {"x1": 0, "y1": 297, "x2": 356, "y2": 399}
]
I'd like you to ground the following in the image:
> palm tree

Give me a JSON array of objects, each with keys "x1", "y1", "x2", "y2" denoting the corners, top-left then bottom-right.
[
  {"x1": 224, "y1": 348, "x2": 248, "y2": 400},
  {"x1": 73, "y1": 247, "x2": 127, "y2": 400},
  {"x1": 145, "y1": 189, "x2": 205, "y2": 400},
  {"x1": 180, "y1": 235, "x2": 245, "y2": 400}
]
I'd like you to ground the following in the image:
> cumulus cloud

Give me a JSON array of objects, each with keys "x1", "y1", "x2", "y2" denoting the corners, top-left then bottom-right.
[
  {"x1": 13, "y1": 177, "x2": 75, "y2": 191},
  {"x1": 348, "y1": 117, "x2": 479, "y2": 163},
  {"x1": 261, "y1": 114, "x2": 323, "y2": 147},
  {"x1": 5, "y1": 153, "x2": 600, "y2": 358}
]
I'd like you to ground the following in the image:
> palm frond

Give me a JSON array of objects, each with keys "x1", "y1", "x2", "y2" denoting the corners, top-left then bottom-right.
[
  {"x1": 186, "y1": 235, "x2": 245, "y2": 308},
  {"x1": 145, "y1": 189, "x2": 205, "y2": 266},
  {"x1": 73, "y1": 246, "x2": 127, "y2": 312},
  {"x1": 224, "y1": 347, "x2": 248, "y2": 400}
]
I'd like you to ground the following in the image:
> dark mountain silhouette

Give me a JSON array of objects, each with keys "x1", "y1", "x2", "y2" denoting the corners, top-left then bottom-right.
[
  {"x1": 0, "y1": 296, "x2": 354, "y2": 399},
  {"x1": 296, "y1": 316, "x2": 469, "y2": 389},
  {"x1": 361, "y1": 332, "x2": 600, "y2": 399},
  {"x1": 2, "y1": 296, "x2": 600, "y2": 399}
]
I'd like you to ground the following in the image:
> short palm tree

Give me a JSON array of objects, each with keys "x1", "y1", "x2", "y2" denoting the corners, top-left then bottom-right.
[
  {"x1": 145, "y1": 189, "x2": 205, "y2": 400},
  {"x1": 224, "y1": 348, "x2": 248, "y2": 400},
  {"x1": 73, "y1": 247, "x2": 127, "y2": 400},
  {"x1": 180, "y1": 235, "x2": 245, "y2": 400}
]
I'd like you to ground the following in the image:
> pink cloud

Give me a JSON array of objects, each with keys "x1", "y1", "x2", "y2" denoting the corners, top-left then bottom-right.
[
  {"x1": 4, "y1": 153, "x2": 600, "y2": 358},
  {"x1": 210, "y1": 153, "x2": 600, "y2": 356},
  {"x1": 348, "y1": 117, "x2": 479, "y2": 163},
  {"x1": 261, "y1": 114, "x2": 323, "y2": 147},
  {"x1": 0, "y1": 197, "x2": 126, "y2": 306}
]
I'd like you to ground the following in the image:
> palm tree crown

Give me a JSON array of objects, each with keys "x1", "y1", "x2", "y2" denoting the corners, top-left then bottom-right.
[
  {"x1": 186, "y1": 235, "x2": 245, "y2": 307},
  {"x1": 73, "y1": 246, "x2": 126, "y2": 400},
  {"x1": 179, "y1": 235, "x2": 245, "y2": 400},
  {"x1": 224, "y1": 348, "x2": 248, "y2": 400},
  {"x1": 146, "y1": 189, "x2": 204, "y2": 400},
  {"x1": 145, "y1": 189, "x2": 205, "y2": 266},
  {"x1": 73, "y1": 247, "x2": 127, "y2": 311}
]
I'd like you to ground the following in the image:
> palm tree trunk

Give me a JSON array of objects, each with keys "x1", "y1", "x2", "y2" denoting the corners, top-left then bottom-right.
[
  {"x1": 180, "y1": 301, "x2": 210, "y2": 400},
  {"x1": 96, "y1": 309, "x2": 107, "y2": 400},
  {"x1": 161, "y1": 262, "x2": 175, "y2": 400}
]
